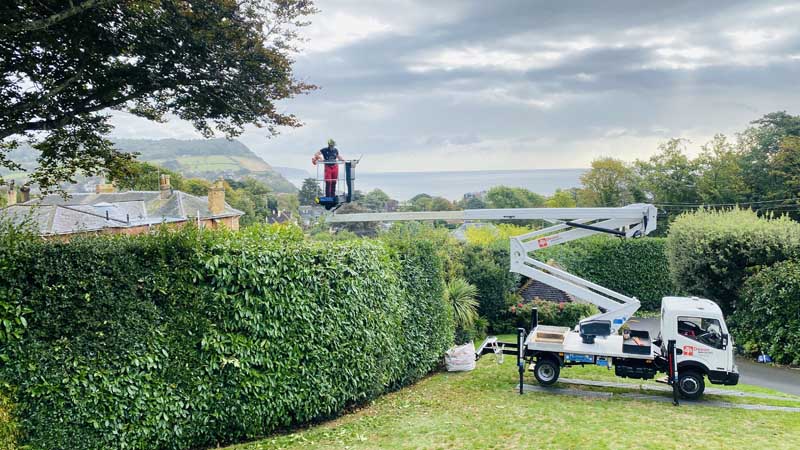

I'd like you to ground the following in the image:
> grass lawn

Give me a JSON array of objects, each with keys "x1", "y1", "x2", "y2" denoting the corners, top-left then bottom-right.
[{"x1": 228, "y1": 337, "x2": 800, "y2": 450}]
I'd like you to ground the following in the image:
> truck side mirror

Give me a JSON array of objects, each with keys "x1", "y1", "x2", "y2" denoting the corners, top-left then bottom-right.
[{"x1": 721, "y1": 334, "x2": 729, "y2": 349}]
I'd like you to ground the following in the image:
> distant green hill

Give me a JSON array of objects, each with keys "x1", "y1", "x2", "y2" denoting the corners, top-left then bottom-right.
[
  {"x1": 115, "y1": 138, "x2": 297, "y2": 193},
  {"x1": 1, "y1": 138, "x2": 297, "y2": 193}
]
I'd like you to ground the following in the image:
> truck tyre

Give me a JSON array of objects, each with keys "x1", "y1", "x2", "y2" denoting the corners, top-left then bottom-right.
[
  {"x1": 678, "y1": 370, "x2": 705, "y2": 400},
  {"x1": 534, "y1": 358, "x2": 560, "y2": 386}
]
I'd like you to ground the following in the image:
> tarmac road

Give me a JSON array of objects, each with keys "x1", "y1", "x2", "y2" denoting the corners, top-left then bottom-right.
[{"x1": 628, "y1": 317, "x2": 800, "y2": 397}]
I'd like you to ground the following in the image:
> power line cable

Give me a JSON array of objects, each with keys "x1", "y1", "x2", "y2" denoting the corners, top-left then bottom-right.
[{"x1": 653, "y1": 198, "x2": 794, "y2": 207}]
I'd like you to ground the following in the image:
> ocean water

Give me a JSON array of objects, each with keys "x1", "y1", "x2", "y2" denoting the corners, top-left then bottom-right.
[{"x1": 287, "y1": 168, "x2": 587, "y2": 201}]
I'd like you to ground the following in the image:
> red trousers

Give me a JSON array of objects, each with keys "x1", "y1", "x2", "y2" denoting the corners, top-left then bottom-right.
[{"x1": 324, "y1": 163, "x2": 338, "y2": 197}]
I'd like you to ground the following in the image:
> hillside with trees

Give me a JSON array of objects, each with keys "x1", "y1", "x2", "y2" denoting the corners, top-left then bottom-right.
[{"x1": 115, "y1": 139, "x2": 297, "y2": 193}]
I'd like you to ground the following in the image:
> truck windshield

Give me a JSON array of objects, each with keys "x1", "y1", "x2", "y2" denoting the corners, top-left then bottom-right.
[{"x1": 677, "y1": 316, "x2": 724, "y2": 349}]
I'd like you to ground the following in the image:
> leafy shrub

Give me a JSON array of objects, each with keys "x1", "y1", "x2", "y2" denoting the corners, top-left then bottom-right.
[
  {"x1": 454, "y1": 317, "x2": 488, "y2": 346},
  {"x1": 0, "y1": 394, "x2": 18, "y2": 450},
  {"x1": 538, "y1": 235, "x2": 672, "y2": 311},
  {"x1": 383, "y1": 222, "x2": 464, "y2": 282},
  {"x1": 445, "y1": 278, "x2": 479, "y2": 329},
  {"x1": 444, "y1": 278, "x2": 479, "y2": 345},
  {"x1": 462, "y1": 245, "x2": 519, "y2": 333},
  {"x1": 509, "y1": 300, "x2": 599, "y2": 329},
  {"x1": 666, "y1": 209, "x2": 800, "y2": 314},
  {"x1": 0, "y1": 224, "x2": 452, "y2": 450},
  {"x1": 734, "y1": 260, "x2": 800, "y2": 365},
  {"x1": 464, "y1": 223, "x2": 535, "y2": 248}
]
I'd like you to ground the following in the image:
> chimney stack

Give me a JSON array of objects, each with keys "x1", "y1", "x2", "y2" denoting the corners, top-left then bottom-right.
[
  {"x1": 159, "y1": 174, "x2": 171, "y2": 199},
  {"x1": 4, "y1": 182, "x2": 16, "y2": 206},
  {"x1": 19, "y1": 185, "x2": 30, "y2": 203},
  {"x1": 208, "y1": 177, "x2": 225, "y2": 215},
  {"x1": 95, "y1": 181, "x2": 115, "y2": 194}
]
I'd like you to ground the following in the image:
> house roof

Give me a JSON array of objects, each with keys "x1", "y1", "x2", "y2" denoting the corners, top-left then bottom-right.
[
  {"x1": 267, "y1": 210, "x2": 293, "y2": 224},
  {"x1": 1, "y1": 190, "x2": 243, "y2": 236},
  {"x1": 518, "y1": 277, "x2": 574, "y2": 304}
]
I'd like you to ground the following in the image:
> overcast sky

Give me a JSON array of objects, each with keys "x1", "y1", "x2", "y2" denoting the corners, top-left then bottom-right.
[{"x1": 110, "y1": 0, "x2": 800, "y2": 172}]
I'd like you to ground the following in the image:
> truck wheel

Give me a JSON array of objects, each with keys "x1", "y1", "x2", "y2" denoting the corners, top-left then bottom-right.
[
  {"x1": 534, "y1": 358, "x2": 560, "y2": 386},
  {"x1": 678, "y1": 370, "x2": 705, "y2": 400}
]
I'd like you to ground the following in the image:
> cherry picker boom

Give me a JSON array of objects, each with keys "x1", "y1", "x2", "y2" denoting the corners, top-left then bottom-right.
[{"x1": 327, "y1": 204, "x2": 739, "y2": 401}]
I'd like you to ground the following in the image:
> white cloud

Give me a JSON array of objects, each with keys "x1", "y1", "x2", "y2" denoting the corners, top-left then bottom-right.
[
  {"x1": 408, "y1": 47, "x2": 566, "y2": 72},
  {"x1": 726, "y1": 29, "x2": 789, "y2": 49},
  {"x1": 300, "y1": 12, "x2": 392, "y2": 54}
]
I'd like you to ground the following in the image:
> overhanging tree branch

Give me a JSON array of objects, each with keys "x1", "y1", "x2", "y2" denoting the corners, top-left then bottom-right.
[{"x1": 2, "y1": 0, "x2": 121, "y2": 34}]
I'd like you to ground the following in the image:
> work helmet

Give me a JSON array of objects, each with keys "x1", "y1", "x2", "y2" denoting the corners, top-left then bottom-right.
[{"x1": 327, "y1": 138, "x2": 336, "y2": 147}]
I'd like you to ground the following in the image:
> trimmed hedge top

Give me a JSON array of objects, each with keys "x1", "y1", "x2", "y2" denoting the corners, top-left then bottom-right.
[
  {"x1": 0, "y1": 225, "x2": 452, "y2": 450},
  {"x1": 666, "y1": 208, "x2": 800, "y2": 314}
]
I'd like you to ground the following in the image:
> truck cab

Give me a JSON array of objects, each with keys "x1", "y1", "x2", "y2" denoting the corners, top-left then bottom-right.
[{"x1": 659, "y1": 296, "x2": 739, "y2": 398}]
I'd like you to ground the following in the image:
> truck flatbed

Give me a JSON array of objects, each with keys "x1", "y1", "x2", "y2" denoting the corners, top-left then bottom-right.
[{"x1": 526, "y1": 327, "x2": 657, "y2": 360}]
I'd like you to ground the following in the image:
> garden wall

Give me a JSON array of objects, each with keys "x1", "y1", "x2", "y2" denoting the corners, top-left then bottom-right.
[{"x1": 0, "y1": 225, "x2": 452, "y2": 450}]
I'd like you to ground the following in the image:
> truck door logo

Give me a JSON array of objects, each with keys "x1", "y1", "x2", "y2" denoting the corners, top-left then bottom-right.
[
  {"x1": 537, "y1": 238, "x2": 549, "y2": 248},
  {"x1": 683, "y1": 345, "x2": 694, "y2": 356}
]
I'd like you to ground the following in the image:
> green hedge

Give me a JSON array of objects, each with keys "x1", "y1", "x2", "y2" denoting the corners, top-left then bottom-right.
[
  {"x1": 462, "y1": 245, "x2": 519, "y2": 332},
  {"x1": 0, "y1": 225, "x2": 452, "y2": 449},
  {"x1": 0, "y1": 394, "x2": 18, "y2": 450},
  {"x1": 666, "y1": 209, "x2": 800, "y2": 314},
  {"x1": 734, "y1": 260, "x2": 800, "y2": 365},
  {"x1": 538, "y1": 236, "x2": 672, "y2": 311}
]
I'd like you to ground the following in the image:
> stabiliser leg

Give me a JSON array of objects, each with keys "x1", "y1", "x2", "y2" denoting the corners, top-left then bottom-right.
[
  {"x1": 517, "y1": 328, "x2": 526, "y2": 395},
  {"x1": 668, "y1": 339, "x2": 679, "y2": 406}
]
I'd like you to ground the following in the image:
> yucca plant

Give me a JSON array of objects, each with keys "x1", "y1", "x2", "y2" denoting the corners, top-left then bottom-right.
[{"x1": 445, "y1": 278, "x2": 479, "y2": 328}]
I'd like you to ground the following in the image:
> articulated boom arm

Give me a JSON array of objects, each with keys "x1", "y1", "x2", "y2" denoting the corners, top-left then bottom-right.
[
  {"x1": 508, "y1": 204, "x2": 657, "y2": 336},
  {"x1": 328, "y1": 203, "x2": 658, "y2": 336}
]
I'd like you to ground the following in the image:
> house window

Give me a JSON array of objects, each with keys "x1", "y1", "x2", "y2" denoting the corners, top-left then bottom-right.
[{"x1": 677, "y1": 316, "x2": 724, "y2": 349}]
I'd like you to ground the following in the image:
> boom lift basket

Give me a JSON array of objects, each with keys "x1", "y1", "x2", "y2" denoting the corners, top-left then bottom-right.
[{"x1": 315, "y1": 160, "x2": 357, "y2": 210}]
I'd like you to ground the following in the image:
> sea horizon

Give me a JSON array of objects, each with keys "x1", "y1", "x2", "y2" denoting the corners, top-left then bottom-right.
[{"x1": 283, "y1": 167, "x2": 588, "y2": 202}]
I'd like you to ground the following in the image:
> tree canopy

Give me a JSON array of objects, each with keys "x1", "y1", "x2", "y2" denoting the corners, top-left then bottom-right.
[
  {"x1": 0, "y1": 0, "x2": 317, "y2": 191},
  {"x1": 485, "y1": 186, "x2": 545, "y2": 209},
  {"x1": 297, "y1": 177, "x2": 321, "y2": 205}
]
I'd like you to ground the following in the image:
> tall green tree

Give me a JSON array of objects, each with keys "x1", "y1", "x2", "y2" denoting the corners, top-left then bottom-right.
[
  {"x1": 696, "y1": 134, "x2": 748, "y2": 204},
  {"x1": 738, "y1": 111, "x2": 800, "y2": 201},
  {"x1": 634, "y1": 138, "x2": 699, "y2": 205},
  {"x1": 114, "y1": 161, "x2": 185, "y2": 192},
  {"x1": 485, "y1": 186, "x2": 545, "y2": 208},
  {"x1": 545, "y1": 189, "x2": 577, "y2": 207},
  {"x1": 579, "y1": 158, "x2": 640, "y2": 206},
  {"x1": 404, "y1": 194, "x2": 432, "y2": 211},
  {"x1": 770, "y1": 136, "x2": 800, "y2": 208},
  {"x1": 361, "y1": 189, "x2": 391, "y2": 212},
  {"x1": 298, "y1": 178, "x2": 321, "y2": 206},
  {"x1": 458, "y1": 194, "x2": 487, "y2": 209},
  {"x1": 1, "y1": 0, "x2": 317, "y2": 191}
]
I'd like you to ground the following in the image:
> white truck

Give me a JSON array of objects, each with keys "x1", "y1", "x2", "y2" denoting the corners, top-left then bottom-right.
[{"x1": 328, "y1": 204, "x2": 739, "y2": 402}]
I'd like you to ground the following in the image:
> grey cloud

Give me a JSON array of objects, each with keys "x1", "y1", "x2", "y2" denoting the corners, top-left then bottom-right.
[{"x1": 110, "y1": 0, "x2": 800, "y2": 170}]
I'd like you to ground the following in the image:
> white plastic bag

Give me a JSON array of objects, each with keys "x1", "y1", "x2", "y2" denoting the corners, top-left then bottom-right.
[{"x1": 445, "y1": 342, "x2": 476, "y2": 372}]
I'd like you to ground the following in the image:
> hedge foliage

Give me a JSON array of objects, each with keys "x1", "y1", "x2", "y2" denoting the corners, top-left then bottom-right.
[
  {"x1": 734, "y1": 260, "x2": 800, "y2": 365},
  {"x1": 666, "y1": 209, "x2": 800, "y2": 314},
  {"x1": 538, "y1": 236, "x2": 672, "y2": 311},
  {"x1": 0, "y1": 394, "x2": 18, "y2": 450},
  {"x1": 462, "y1": 245, "x2": 519, "y2": 332},
  {"x1": 0, "y1": 224, "x2": 452, "y2": 450},
  {"x1": 509, "y1": 300, "x2": 598, "y2": 329}
]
